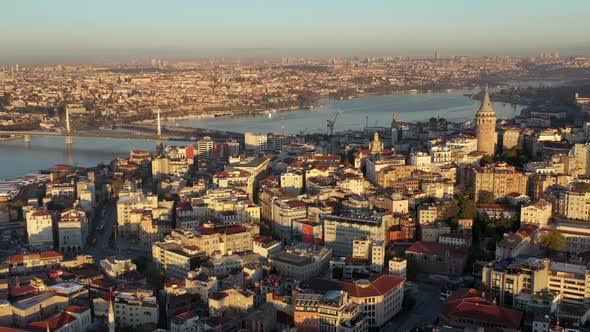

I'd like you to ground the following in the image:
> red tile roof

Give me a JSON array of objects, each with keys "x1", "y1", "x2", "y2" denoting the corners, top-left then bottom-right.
[
  {"x1": 311, "y1": 274, "x2": 404, "y2": 298},
  {"x1": 440, "y1": 288, "x2": 523, "y2": 330},
  {"x1": 66, "y1": 305, "x2": 89, "y2": 314},
  {"x1": 27, "y1": 312, "x2": 77, "y2": 331},
  {"x1": 9, "y1": 284, "x2": 37, "y2": 298},
  {"x1": 8, "y1": 251, "x2": 63, "y2": 264},
  {"x1": 406, "y1": 241, "x2": 468, "y2": 257}
]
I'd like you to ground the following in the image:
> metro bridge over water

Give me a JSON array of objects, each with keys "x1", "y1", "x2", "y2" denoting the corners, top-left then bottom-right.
[{"x1": 0, "y1": 109, "x2": 243, "y2": 144}]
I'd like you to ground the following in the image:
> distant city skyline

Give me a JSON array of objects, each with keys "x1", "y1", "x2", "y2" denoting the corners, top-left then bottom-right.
[{"x1": 1, "y1": 0, "x2": 590, "y2": 63}]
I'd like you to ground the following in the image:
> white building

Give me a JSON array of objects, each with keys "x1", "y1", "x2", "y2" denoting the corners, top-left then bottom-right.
[
  {"x1": 280, "y1": 171, "x2": 304, "y2": 195},
  {"x1": 26, "y1": 208, "x2": 53, "y2": 249},
  {"x1": 388, "y1": 257, "x2": 407, "y2": 279},
  {"x1": 520, "y1": 199, "x2": 552, "y2": 227},
  {"x1": 58, "y1": 208, "x2": 88, "y2": 253},
  {"x1": 113, "y1": 290, "x2": 158, "y2": 329},
  {"x1": 409, "y1": 152, "x2": 432, "y2": 171},
  {"x1": 196, "y1": 136, "x2": 214, "y2": 160},
  {"x1": 100, "y1": 256, "x2": 137, "y2": 278},
  {"x1": 244, "y1": 132, "x2": 268, "y2": 152}
]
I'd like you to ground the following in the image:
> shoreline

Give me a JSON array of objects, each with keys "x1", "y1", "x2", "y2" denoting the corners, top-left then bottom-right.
[{"x1": 151, "y1": 86, "x2": 525, "y2": 126}]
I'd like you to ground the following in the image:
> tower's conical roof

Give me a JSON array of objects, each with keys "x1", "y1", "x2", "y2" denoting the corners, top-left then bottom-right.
[{"x1": 477, "y1": 86, "x2": 495, "y2": 115}]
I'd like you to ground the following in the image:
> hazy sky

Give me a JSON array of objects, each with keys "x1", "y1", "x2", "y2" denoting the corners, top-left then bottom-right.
[{"x1": 1, "y1": 0, "x2": 589, "y2": 63}]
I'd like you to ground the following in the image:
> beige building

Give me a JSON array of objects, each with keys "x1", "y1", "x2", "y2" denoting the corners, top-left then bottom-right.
[
  {"x1": 244, "y1": 132, "x2": 267, "y2": 152},
  {"x1": 539, "y1": 223, "x2": 590, "y2": 255},
  {"x1": 116, "y1": 193, "x2": 158, "y2": 236},
  {"x1": 209, "y1": 288, "x2": 255, "y2": 317},
  {"x1": 520, "y1": 199, "x2": 552, "y2": 227},
  {"x1": 421, "y1": 180, "x2": 454, "y2": 199},
  {"x1": 196, "y1": 136, "x2": 214, "y2": 160},
  {"x1": 293, "y1": 290, "x2": 366, "y2": 332},
  {"x1": 100, "y1": 256, "x2": 137, "y2": 277},
  {"x1": 420, "y1": 222, "x2": 451, "y2": 242},
  {"x1": 169, "y1": 223, "x2": 259, "y2": 256},
  {"x1": 557, "y1": 190, "x2": 590, "y2": 221},
  {"x1": 25, "y1": 208, "x2": 54, "y2": 249},
  {"x1": 352, "y1": 238, "x2": 385, "y2": 272},
  {"x1": 502, "y1": 128, "x2": 521, "y2": 151},
  {"x1": 482, "y1": 256, "x2": 590, "y2": 307},
  {"x1": 12, "y1": 292, "x2": 69, "y2": 327},
  {"x1": 375, "y1": 164, "x2": 417, "y2": 189},
  {"x1": 388, "y1": 257, "x2": 407, "y2": 279},
  {"x1": 268, "y1": 243, "x2": 332, "y2": 282},
  {"x1": 58, "y1": 208, "x2": 88, "y2": 253},
  {"x1": 272, "y1": 199, "x2": 308, "y2": 240},
  {"x1": 470, "y1": 163, "x2": 529, "y2": 200},
  {"x1": 417, "y1": 203, "x2": 441, "y2": 225},
  {"x1": 322, "y1": 214, "x2": 395, "y2": 257},
  {"x1": 311, "y1": 274, "x2": 404, "y2": 329},
  {"x1": 280, "y1": 171, "x2": 304, "y2": 195},
  {"x1": 185, "y1": 270, "x2": 218, "y2": 302},
  {"x1": 152, "y1": 240, "x2": 206, "y2": 280},
  {"x1": 113, "y1": 290, "x2": 159, "y2": 329}
]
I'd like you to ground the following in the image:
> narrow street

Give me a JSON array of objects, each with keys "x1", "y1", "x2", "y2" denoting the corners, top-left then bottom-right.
[{"x1": 388, "y1": 283, "x2": 441, "y2": 332}]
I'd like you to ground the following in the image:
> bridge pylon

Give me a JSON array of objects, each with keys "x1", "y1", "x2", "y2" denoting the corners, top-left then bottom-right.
[
  {"x1": 157, "y1": 108, "x2": 162, "y2": 138},
  {"x1": 65, "y1": 136, "x2": 73, "y2": 145}
]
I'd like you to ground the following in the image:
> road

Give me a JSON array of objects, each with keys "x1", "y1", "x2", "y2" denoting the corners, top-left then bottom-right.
[
  {"x1": 387, "y1": 283, "x2": 441, "y2": 332},
  {"x1": 85, "y1": 201, "x2": 147, "y2": 263}
]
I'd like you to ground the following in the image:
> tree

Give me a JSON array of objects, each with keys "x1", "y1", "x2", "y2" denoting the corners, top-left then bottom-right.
[
  {"x1": 403, "y1": 293, "x2": 417, "y2": 310},
  {"x1": 573, "y1": 182, "x2": 590, "y2": 193},
  {"x1": 478, "y1": 190, "x2": 496, "y2": 204},
  {"x1": 146, "y1": 268, "x2": 165, "y2": 289},
  {"x1": 479, "y1": 154, "x2": 494, "y2": 167},
  {"x1": 539, "y1": 232, "x2": 566, "y2": 257},
  {"x1": 133, "y1": 256, "x2": 149, "y2": 273}
]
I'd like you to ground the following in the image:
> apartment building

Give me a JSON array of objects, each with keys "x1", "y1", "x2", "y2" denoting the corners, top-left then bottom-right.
[
  {"x1": 272, "y1": 199, "x2": 308, "y2": 240},
  {"x1": 388, "y1": 258, "x2": 407, "y2": 279},
  {"x1": 521, "y1": 199, "x2": 552, "y2": 227},
  {"x1": 280, "y1": 171, "x2": 304, "y2": 195},
  {"x1": 293, "y1": 290, "x2": 366, "y2": 332},
  {"x1": 152, "y1": 240, "x2": 207, "y2": 280},
  {"x1": 169, "y1": 223, "x2": 258, "y2": 256},
  {"x1": 268, "y1": 243, "x2": 332, "y2": 282},
  {"x1": 310, "y1": 274, "x2": 404, "y2": 329},
  {"x1": 116, "y1": 193, "x2": 158, "y2": 237},
  {"x1": 405, "y1": 241, "x2": 468, "y2": 276},
  {"x1": 244, "y1": 132, "x2": 268, "y2": 152},
  {"x1": 113, "y1": 290, "x2": 159, "y2": 329},
  {"x1": 322, "y1": 214, "x2": 395, "y2": 257},
  {"x1": 7, "y1": 250, "x2": 63, "y2": 274},
  {"x1": 557, "y1": 189, "x2": 590, "y2": 221},
  {"x1": 482, "y1": 256, "x2": 590, "y2": 306},
  {"x1": 209, "y1": 288, "x2": 255, "y2": 317},
  {"x1": 58, "y1": 208, "x2": 88, "y2": 253},
  {"x1": 469, "y1": 163, "x2": 529, "y2": 200},
  {"x1": 196, "y1": 136, "x2": 215, "y2": 160},
  {"x1": 100, "y1": 256, "x2": 137, "y2": 278},
  {"x1": 213, "y1": 169, "x2": 254, "y2": 201},
  {"x1": 539, "y1": 223, "x2": 590, "y2": 254},
  {"x1": 25, "y1": 208, "x2": 53, "y2": 249}
]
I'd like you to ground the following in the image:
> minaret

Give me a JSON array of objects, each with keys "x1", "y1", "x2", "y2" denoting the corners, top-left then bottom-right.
[
  {"x1": 476, "y1": 86, "x2": 497, "y2": 156},
  {"x1": 108, "y1": 298, "x2": 115, "y2": 332}
]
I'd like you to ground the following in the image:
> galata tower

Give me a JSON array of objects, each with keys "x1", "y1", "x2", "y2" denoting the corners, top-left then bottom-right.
[{"x1": 476, "y1": 86, "x2": 497, "y2": 155}]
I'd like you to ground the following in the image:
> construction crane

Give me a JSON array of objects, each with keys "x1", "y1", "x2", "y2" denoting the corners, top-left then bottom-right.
[{"x1": 327, "y1": 112, "x2": 339, "y2": 136}]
